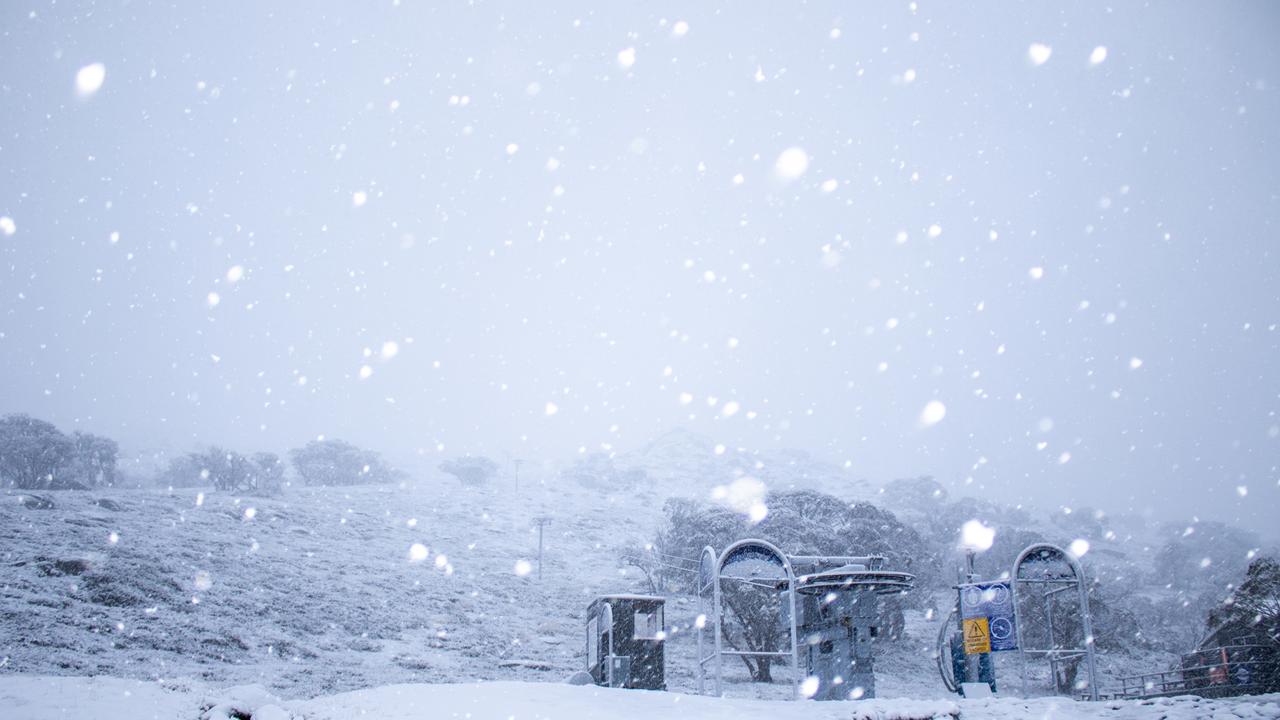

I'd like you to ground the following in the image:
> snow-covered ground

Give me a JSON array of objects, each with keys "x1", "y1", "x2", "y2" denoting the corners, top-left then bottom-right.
[
  {"x1": 3, "y1": 675, "x2": 1280, "y2": 720},
  {"x1": 0, "y1": 449, "x2": 1213, "y2": 698},
  {"x1": 0, "y1": 443, "x2": 1263, "y2": 715},
  {"x1": 0, "y1": 445, "x2": 928, "y2": 699},
  {"x1": 0, "y1": 478, "x2": 651, "y2": 696},
  {"x1": 0, "y1": 474, "x2": 1159, "y2": 700}
]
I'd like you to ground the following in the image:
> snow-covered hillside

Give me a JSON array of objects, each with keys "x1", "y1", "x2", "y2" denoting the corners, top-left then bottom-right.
[
  {"x1": 0, "y1": 461, "x2": 948, "y2": 698},
  {"x1": 1, "y1": 476, "x2": 650, "y2": 697},
  {"x1": 0, "y1": 429, "x2": 1270, "y2": 711}
]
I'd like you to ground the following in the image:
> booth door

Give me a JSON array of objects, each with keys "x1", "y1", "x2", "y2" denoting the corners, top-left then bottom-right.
[{"x1": 587, "y1": 616, "x2": 599, "y2": 675}]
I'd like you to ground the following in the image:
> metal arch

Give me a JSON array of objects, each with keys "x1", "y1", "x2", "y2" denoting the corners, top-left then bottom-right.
[
  {"x1": 705, "y1": 538, "x2": 801, "y2": 699},
  {"x1": 936, "y1": 605, "x2": 960, "y2": 694},
  {"x1": 1011, "y1": 543, "x2": 1100, "y2": 701},
  {"x1": 696, "y1": 545, "x2": 718, "y2": 695}
]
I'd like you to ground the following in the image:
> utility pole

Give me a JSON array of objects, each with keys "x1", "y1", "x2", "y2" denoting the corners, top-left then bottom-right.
[
  {"x1": 534, "y1": 515, "x2": 551, "y2": 581},
  {"x1": 513, "y1": 459, "x2": 523, "y2": 495}
]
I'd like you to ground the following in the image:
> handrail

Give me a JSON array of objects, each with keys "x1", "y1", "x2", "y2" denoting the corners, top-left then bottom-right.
[{"x1": 1104, "y1": 644, "x2": 1278, "y2": 700}]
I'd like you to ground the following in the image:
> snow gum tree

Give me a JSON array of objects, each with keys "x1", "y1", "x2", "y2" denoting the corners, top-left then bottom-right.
[
  {"x1": 1208, "y1": 556, "x2": 1280, "y2": 691},
  {"x1": 64, "y1": 432, "x2": 119, "y2": 488},
  {"x1": 291, "y1": 439, "x2": 401, "y2": 486},
  {"x1": 439, "y1": 456, "x2": 499, "y2": 486},
  {"x1": 0, "y1": 414, "x2": 77, "y2": 490},
  {"x1": 159, "y1": 447, "x2": 284, "y2": 494}
]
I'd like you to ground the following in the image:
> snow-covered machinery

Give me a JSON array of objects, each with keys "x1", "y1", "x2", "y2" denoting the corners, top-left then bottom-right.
[
  {"x1": 585, "y1": 595, "x2": 666, "y2": 690},
  {"x1": 779, "y1": 556, "x2": 915, "y2": 700}
]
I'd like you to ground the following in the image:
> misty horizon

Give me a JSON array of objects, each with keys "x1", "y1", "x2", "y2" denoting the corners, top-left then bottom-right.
[{"x1": 3, "y1": 1, "x2": 1278, "y2": 539}]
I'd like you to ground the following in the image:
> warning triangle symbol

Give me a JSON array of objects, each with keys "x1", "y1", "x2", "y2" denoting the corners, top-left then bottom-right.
[{"x1": 966, "y1": 622, "x2": 984, "y2": 639}]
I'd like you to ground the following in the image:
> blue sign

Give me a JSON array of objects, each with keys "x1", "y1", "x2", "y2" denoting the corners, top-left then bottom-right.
[{"x1": 959, "y1": 581, "x2": 1018, "y2": 652}]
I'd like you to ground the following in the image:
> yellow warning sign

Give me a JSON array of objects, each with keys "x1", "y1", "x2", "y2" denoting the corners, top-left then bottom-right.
[{"x1": 963, "y1": 617, "x2": 991, "y2": 655}]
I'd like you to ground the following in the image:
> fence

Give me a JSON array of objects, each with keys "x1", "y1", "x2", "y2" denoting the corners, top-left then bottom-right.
[{"x1": 1103, "y1": 644, "x2": 1278, "y2": 700}]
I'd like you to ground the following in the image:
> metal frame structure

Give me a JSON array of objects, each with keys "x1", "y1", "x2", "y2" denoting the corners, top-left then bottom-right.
[
  {"x1": 935, "y1": 605, "x2": 961, "y2": 693},
  {"x1": 1011, "y1": 543, "x2": 1100, "y2": 700},
  {"x1": 695, "y1": 542, "x2": 912, "y2": 699},
  {"x1": 696, "y1": 546, "x2": 717, "y2": 694},
  {"x1": 696, "y1": 539, "x2": 801, "y2": 697}
]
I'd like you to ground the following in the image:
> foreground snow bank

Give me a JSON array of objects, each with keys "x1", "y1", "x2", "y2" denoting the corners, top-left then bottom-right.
[
  {"x1": 288, "y1": 682, "x2": 957, "y2": 720},
  {"x1": 0, "y1": 675, "x2": 197, "y2": 720},
  {"x1": 1, "y1": 675, "x2": 1278, "y2": 720}
]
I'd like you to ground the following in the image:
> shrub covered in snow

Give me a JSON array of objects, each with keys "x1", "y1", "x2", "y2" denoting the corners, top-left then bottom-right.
[
  {"x1": 439, "y1": 455, "x2": 499, "y2": 486},
  {"x1": 558, "y1": 452, "x2": 648, "y2": 491},
  {"x1": 160, "y1": 447, "x2": 284, "y2": 495},
  {"x1": 290, "y1": 439, "x2": 402, "y2": 486}
]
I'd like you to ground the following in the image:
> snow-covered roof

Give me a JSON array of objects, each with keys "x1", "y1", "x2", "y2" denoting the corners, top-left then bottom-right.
[{"x1": 593, "y1": 594, "x2": 665, "y2": 603}]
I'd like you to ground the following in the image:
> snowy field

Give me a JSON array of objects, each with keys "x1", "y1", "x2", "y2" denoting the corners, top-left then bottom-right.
[{"x1": 3, "y1": 676, "x2": 1280, "y2": 720}]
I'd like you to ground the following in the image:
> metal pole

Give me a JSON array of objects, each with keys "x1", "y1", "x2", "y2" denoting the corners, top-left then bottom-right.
[
  {"x1": 713, "y1": 571, "x2": 723, "y2": 696},
  {"x1": 534, "y1": 516, "x2": 550, "y2": 581},
  {"x1": 1045, "y1": 588, "x2": 1057, "y2": 693},
  {"x1": 1078, "y1": 579, "x2": 1100, "y2": 701},
  {"x1": 786, "y1": 566, "x2": 800, "y2": 699},
  {"x1": 963, "y1": 550, "x2": 981, "y2": 685},
  {"x1": 1014, "y1": 578, "x2": 1030, "y2": 697},
  {"x1": 697, "y1": 600, "x2": 704, "y2": 694},
  {"x1": 513, "y1": 459, "x2": 522, "y2": 495}
]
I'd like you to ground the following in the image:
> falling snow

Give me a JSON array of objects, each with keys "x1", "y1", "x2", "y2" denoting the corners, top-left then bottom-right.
[
  {"x1": 0, "y1": 3, "x2": 1277, "y2": 715},
  {"x1": 75, "y1": 62, "x2": 106, "y2": 95}
]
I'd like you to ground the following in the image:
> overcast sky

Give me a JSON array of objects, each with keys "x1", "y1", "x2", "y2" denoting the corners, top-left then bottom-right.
[{"x1": 1, "y1": 2, "x2": 1277, "y2": 536}]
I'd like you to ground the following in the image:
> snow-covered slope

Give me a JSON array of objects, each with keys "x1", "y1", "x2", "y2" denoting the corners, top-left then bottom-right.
[
  {"x1": 0, "y1": 476, "x2": 653, "y2": 697},
  {"x1": 0, "y1": 430, "x2": 1266, "y2": 705}
]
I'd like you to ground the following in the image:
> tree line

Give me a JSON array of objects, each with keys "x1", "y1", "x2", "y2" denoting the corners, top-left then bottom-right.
[{"x1": 0, "y1": 413, "x2": 402, "y2": 493}]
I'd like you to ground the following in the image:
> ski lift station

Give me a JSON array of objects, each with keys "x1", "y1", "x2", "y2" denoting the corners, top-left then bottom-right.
[
  {"x1": 583, "y1": 539, "x2": 916, "y2": 701},
  {"x1": 780, "y1": 552, "x2": 915, "y2": 700},
  {"x1": 581, "y1": 539, "x2": 1128, "y2": 705},
  {"x1": 936, "y1": 542, "x2": 1101, "y2": 700}
]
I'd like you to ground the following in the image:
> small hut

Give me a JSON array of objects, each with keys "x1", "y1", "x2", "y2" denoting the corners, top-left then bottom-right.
[{"x1": 585, "y1": 594, "x2": 666, "y2": 690}]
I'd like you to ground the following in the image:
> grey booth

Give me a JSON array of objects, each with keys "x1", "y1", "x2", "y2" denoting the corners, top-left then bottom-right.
[{"x1": 585, "y1": 594, "x2": 666, "y2": 690}]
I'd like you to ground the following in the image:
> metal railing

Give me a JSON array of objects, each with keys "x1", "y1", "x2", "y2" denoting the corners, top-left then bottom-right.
[{"x1": 1102, "y1": 645, "x2": 1278, "y2": 700}]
